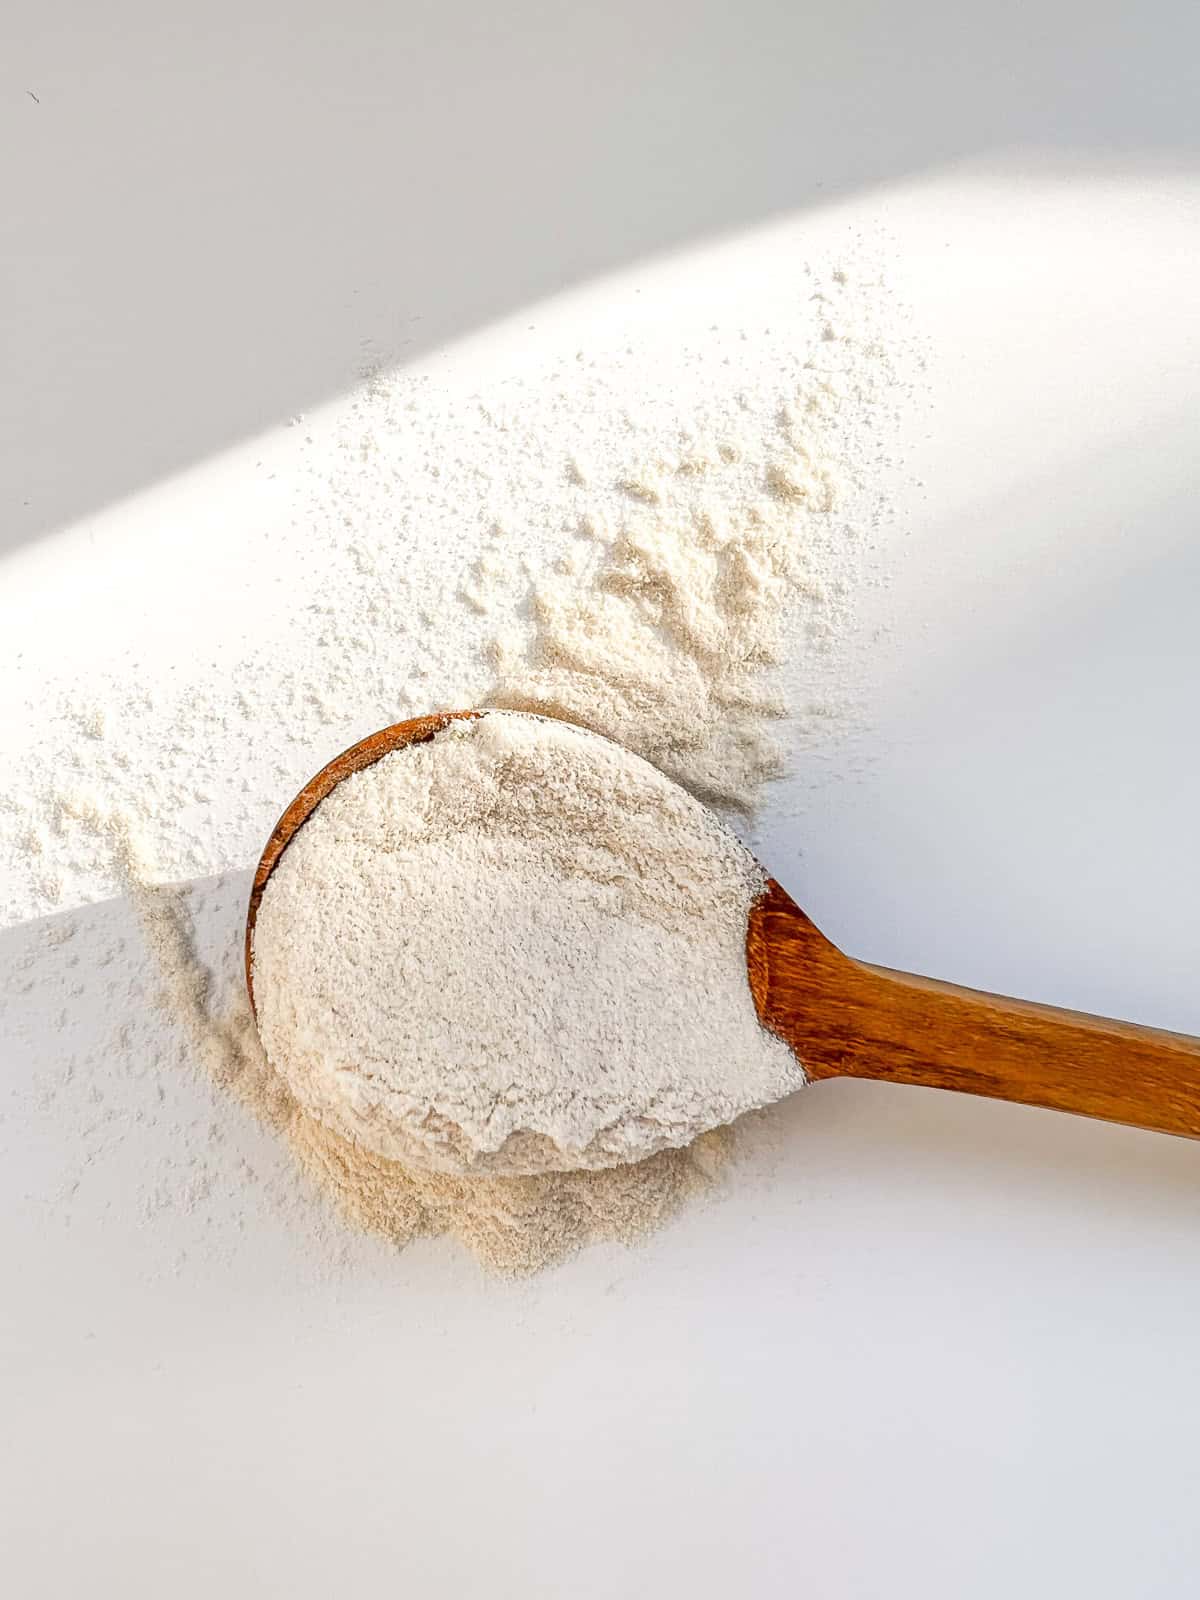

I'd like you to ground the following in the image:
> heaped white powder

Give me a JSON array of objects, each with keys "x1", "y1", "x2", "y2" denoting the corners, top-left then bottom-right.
[
  {"x1": 1, "y1": 236, "x2": 918, "y2": 1270},
  {"x1": 251, "y1": 712, "x2": 803, "y2": 1176}
]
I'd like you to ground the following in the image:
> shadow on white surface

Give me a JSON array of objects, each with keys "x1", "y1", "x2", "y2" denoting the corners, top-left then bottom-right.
[
  {"x1": 0, "y1": 873, "x2": 333, "y2": 1287},
  {"x1": 4, "y1": 0, "x2": 1198, "y2": 555},
  {"x1": 4, "y1": 868, "x2": 1200, "y2": 1599},
  {"x1": 3, "y1": 859, "x2": 1197, "y2": 1300},
  {"x1": 5, "y1": 876, "x2": 1200, "y2": 1600}
]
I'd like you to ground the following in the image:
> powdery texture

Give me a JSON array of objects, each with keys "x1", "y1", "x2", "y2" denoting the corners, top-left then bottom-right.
[
  {"x1": 483, "y1": 274, "x2": 907, "y2": 814},
  {"x1": 251, "y1": 712, "x2": 803, "y2": 1176},
  {"x1": 1, "y1": 253, "x2": 914, "y2": 931},
  {"x1": 29, "y1": 793, "x2": 728, "y2": 1275},
  {"x1": 489, "y1": 448, "x2": 832, "y2": 811},
  {"x1": 2, "y1": 244, "x2": 917, "y2": 1272},
  {"x1": 287, "y1": 1113, "x2": 732, "y2": 1277}
]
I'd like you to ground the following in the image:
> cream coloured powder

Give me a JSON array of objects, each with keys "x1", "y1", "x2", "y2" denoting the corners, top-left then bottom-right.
[
  {"x1": 2, "y1": 246, "x2": 915, "y2": 1274},
  {"x1": 488, "y1": 444, "x2": 838, "y2": 811},
  {"x1": 251, "y1": 711, "x2": 803, "y2": 1177}
]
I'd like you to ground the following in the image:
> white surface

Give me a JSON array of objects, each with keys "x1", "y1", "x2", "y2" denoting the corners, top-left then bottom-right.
[{"x1": 3, "y1": 3, "x2": 1200, "y2": 1597}]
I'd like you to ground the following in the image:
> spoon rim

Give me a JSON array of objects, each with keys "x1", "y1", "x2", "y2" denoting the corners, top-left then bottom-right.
[{"x1": 243, "y1": 709, "x2": 480, "y2": 1011}]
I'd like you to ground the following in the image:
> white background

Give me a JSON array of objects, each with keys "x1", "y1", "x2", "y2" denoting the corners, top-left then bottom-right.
[{"x1": 3, "y1": 3, "x2": 1200, "y2": 1595}]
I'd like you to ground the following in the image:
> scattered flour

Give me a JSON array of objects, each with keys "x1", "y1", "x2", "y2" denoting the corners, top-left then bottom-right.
[
  {"x1": 0, "y1": 242, "x2": 918, "y2": 1272},
  {"x1": 251, "y1": 712, "x2": 803, "y2": 1176}
]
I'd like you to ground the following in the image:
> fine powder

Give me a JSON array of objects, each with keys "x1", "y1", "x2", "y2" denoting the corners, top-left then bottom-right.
[
  {"x1": 1, "y1": 246, "x2": 915, "y2": 1275},
  {"x1": 251, "y1": 711, "x2": 804, "y2": 1177},
  {"x1": 488, "y1": 434, "x2": 839, "y2": 812}
]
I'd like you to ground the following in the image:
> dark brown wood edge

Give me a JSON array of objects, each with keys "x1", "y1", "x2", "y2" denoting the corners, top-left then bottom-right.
[
  {"x1": 747, "y1": 877, "x2": 1200, "y2": 1139},
  {"x1": 243, "y1": 709, "x2": 479, "y2": 1013},
  {"x1": 746, "y1": 878, "x2": 857, "y2": 1078}
]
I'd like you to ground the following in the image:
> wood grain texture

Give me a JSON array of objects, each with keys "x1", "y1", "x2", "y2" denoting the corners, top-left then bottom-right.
[
  {"x1": 747, "y1": 878, "x2": 1200, "y2": 1139},
  {"x1": 244, "y1": 710, "x2": 478, "y2": 1011}
]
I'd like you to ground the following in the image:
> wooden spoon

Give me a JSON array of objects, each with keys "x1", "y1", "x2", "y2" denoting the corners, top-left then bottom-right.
[{"x1": 246, "y1": 710, "x2": 1200, "y2": 1140}]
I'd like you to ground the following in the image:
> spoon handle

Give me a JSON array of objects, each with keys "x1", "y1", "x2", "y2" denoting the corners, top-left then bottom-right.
[{"x1": 748, "y1": 881, "x2": 1200, "y2": 1139}]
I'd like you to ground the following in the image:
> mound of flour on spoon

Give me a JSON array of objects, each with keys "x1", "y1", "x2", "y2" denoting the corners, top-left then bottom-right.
[{"x1": 250, "y1": 710, "x2": 803, "y2": 1177}]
